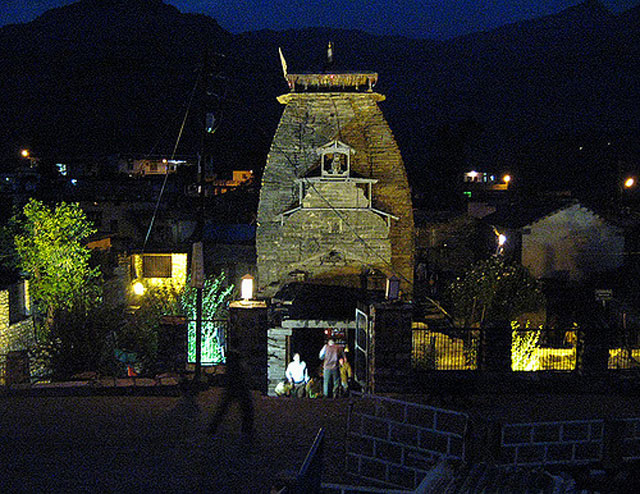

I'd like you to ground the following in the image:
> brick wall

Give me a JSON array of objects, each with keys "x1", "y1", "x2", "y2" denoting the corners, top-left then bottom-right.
[
  {"x1": 346, "y1": 393, "x2": 468, "y2": 489},
  {"x1": 500, "y1": 419, "x2": 604, "y2": 466},
  {"x1": 619, "y1": 417, "x2": 640, "y2": 462}
]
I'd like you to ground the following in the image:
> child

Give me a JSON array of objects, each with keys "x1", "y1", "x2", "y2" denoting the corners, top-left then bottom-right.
[{"x1": 339, "y1": 357, "x2": 352, "y2": 396}]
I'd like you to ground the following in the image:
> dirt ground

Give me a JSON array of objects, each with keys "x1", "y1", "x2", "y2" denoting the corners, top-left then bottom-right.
[
  {"x1": 1, "y1": 389, "x2": 639, "y2": 493},
  {"x1": 0, "y1": 389, "x2": 350, "y2": 493}
]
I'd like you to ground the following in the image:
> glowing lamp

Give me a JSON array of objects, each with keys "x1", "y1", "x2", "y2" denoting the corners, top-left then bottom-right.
[
  {"x1": 498, "y1": 234, "x2": 507, "y2": 246},
  {"x1": 241, "y1": 274, "x2": 254, "y2": 301},
  {"x1": 21, "y1": 149, "x2": 30, "y2": 158},
  {"x1": 624, "y1": 177, "x2": 635, "y2": 189},
  {"x1": 503, "y1": 174, "x2": 511, "y2": 184},
  {"x1": 468, "y1": 170, "x2": 478, "y2": 179},
  {"x1": 132, "y1": 281, "x2": 146, "y2": 296}
]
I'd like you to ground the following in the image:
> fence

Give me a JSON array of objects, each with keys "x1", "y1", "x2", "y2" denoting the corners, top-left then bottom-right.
[
  {"x1": 410, "y1": 328, "x2": 631, "y2": 373},
  {"x1": 608, "y1": 327, "x2": 640, "y2": 370}
]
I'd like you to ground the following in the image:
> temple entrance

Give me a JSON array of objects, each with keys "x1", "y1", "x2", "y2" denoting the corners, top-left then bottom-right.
[{"x1": 288, "y1": 328, "x2": 326, "y2": 379}]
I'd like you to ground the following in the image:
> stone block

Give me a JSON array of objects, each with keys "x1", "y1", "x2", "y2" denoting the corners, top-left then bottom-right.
[
  {"x1": 419, "y1": 430, "x2": 449, "y2": 454},
  {"x1": 404, "y1": 448, "x2": 438, "y2": 470},
  {"x1": 406, "y1": 406, "x2": 435, "y2": 428},
  {"x1": 449, "y1": 436, "x2": 465, "y2": 458},
  {"x1": 362, "y1": 416, "x2": 389, "y2": 440},
  {"x1": 375, "y1": 439, "x2": 403, "y2": 464},
  {"x1": 347, "y1": 434, "x2": 374, "y2": 457},
  {"x1": 574, "y1": 441, "x2": 602, "y2": 461},
  {"x1": 502, "y1": 425, "x2": 532, "y2": 445},
  {"x1": 547, "y1": 443, "x2": 575, "y2": 462},
  {"x1": 562, "y1": 422, "x2": 591, "y2": 441},
  {"x1": 387, "y1": 464, "x2": 416, "y2": 489},
  {"x1": 375, "y1": 401, "x2": 406, "y2": 423},
  {"x1": 360, "y1": 457, "x2": 388, "y2": 483},
  {"x1": 390, "y1": 423, "x2": 419, "y2": 446},
  {"x1": 345, "y1": 453, "x2": 360, "y2": 476},
  {"x1": 516, "y1": 444, "x2": 546, "y2": 464},
  {"x1": 533, "y1": 424, "x2": 561, "y2": 443},
  {"x1": 435, "y1": 411, "x2": 467, "y2": 435}
]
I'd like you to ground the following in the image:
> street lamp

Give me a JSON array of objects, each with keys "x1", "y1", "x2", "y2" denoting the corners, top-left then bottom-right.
[
  {"x1": 132, "y1": 281, "x2": 146, "y2": 296},
  {"x1": 241, "y1": 274, "x2": 254, "y2": 301},
  {"x1": 503, "y1": 174, "x2": 511, "y2": 184},
  {"x1": 624, "y1": 177, "x2": 636, "y2": 189}
]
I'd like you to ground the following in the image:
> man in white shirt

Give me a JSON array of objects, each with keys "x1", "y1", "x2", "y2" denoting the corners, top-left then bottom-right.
[{"x1": 285, "y1": 353, "x2": 309, "y2": 398}]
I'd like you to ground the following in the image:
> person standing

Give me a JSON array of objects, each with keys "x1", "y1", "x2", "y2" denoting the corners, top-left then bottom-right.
[
  {"x1": 319, "y1": 339, "x2": 342, "y2": 398},
  {"x1": 207, "y1": 349, "x2": 254, "y2": 441},
  {"x1": 285, "y1": 353, "x2": 310, "y2": 398},
  {"x1": 339, "y1": 356, "x2": 352, "y2": 396}
]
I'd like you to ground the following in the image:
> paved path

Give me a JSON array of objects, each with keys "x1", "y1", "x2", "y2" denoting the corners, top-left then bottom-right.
[{"x1": 0, "y1": 389, "x2": 349, "y2": 493}]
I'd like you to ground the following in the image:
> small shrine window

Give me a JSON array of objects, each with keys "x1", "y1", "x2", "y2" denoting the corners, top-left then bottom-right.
[{"x1": 317, "y1": 140, "x2": 354, "y2": 178}]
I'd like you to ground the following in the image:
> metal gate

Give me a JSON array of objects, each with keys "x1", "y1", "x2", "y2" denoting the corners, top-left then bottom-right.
[{"x1": 354, "y1": 309, "x2": 369, "y2": 390}]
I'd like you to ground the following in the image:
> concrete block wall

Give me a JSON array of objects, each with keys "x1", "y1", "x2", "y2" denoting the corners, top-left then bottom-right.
[
  {"x1": 346, "y1": 394, "x2": 468, "y2": 489},
  {"x1": 500, "y1": 419, "x2": 604, "y2": 466},
  {"x1": 620, "y1": 417, "x2": 640, "y2": 461}
]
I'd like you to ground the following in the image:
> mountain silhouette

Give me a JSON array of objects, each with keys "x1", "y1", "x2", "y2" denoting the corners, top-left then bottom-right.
[{"x1": 0, "y1": 0, "x2": 638, "y2": 203}]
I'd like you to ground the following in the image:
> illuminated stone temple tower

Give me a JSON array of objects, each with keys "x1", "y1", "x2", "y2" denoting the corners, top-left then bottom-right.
[{"x1": 256, "y1": 45, "x2": 414, "y2": 297}]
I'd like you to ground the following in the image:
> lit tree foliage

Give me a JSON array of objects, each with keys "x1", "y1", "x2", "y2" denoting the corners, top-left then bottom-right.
[
  {"x1": 446, "y1": 256, "x2": 545, "y2": 328},
  {"x1": 14, "y1": 199, "x2": 101, "y2": 329},
  {"x1": 181, "y1": 274, "x2": 234, "y2": 364}
]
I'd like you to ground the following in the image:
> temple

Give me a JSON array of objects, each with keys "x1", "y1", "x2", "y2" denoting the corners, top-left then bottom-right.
[{"x1": 256, "y1": 44, "x2": 414, "y2": 297}]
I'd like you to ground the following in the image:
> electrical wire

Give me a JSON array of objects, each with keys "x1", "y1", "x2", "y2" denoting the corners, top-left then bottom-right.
[{"x1": 142, "y1": 64, "x2": 202, "y2": 253}]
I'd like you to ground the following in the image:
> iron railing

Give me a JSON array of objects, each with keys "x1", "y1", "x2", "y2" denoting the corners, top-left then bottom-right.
[{"x1": 412, "y1": 328, "x2": 579, "y2": 372}]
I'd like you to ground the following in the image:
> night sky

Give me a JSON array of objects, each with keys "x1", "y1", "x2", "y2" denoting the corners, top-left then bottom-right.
[{"x1": 1, "y1": 0, "x2": 638, "y2": 38}]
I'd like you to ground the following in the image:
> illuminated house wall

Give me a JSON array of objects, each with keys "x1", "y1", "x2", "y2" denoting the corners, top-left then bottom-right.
[
  {"x1": 130, "y1": 253, "x2": 188, "y2": 292},
  {"x1": 0, "y1": 282, "x2": 35, "y2": 384},
  {"x1": 521, "y1": 203, "x2": 624, "y2": 281}
]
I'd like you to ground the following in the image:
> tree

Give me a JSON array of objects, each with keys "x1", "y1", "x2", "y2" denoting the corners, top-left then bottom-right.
[
  {"x1": 445, "y1": 256, "x2": 545, "y2": 327},
  {"x1": 14, "y1": 199, "x2": 101, "y2": 331}
]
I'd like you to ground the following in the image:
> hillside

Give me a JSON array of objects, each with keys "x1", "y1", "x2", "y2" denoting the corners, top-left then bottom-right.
[{"x1": 0, "y1": 0, "x2": 638, "y2": 202}]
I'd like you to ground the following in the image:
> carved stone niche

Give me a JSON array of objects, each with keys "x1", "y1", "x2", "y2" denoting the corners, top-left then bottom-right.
[{"x1": 317, "y1": 140, "x2": 354, "y2": 178}]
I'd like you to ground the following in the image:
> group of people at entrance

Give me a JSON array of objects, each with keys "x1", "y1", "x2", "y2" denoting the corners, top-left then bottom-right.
[{"x1": 279, "y1": 339, "x2": 352, "y2": 398}]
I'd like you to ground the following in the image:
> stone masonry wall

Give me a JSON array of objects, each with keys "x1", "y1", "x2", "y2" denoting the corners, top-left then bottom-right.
[
  {"x1": 257, "y1": 93, "x2": 414, "y2": 295},
  {"x1": 0, "y1": 290, "x2": 35, "y2": 354}
]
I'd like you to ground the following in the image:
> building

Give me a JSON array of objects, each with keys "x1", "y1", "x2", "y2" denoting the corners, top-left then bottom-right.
[
  {"x1": 487, "y1": 200, "x2": 625, "y2": 282},
  {"x1": 256, "y1": 45, "x2": 414, "y2": 297}
]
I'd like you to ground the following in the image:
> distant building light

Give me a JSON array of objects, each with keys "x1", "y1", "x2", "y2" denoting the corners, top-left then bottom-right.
[
  {"x1": 56, "y1": 163, "x2": 68, "y2": 176},
  {"x1": 498, "y1": 233, "x2": 507, "y2": 246},
  {"x1": 468, "y1": 170, "x2": 478, "y2": 178},
  {"x1": 579, "y1": 146, "x2": 583, "y2": 151},
  {"x1": 463, "y1": 191, "x2": 472, "y2": 198},
  {"x1": 624, "y1": 177, "x2": 636, "y2": 189},
  {"x1": 20, "y1": 149, "x2": 30, "y2": 158},
  {"x1": 70, "y1": 179, "x2": 78, "y2": 186},
  {"x1": 503, "y1": 174, "x2": 511, "y2": 184}
]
